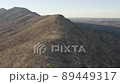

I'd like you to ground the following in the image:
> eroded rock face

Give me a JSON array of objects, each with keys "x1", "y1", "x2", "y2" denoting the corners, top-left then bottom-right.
[{"x1": 0, "y1": 7, "x2": 120, "y2": 68}]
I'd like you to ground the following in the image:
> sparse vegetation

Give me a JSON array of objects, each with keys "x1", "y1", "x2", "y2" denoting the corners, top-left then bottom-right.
[{"x1": 0, "y1": 7, "x2": 120, "y2": 68}]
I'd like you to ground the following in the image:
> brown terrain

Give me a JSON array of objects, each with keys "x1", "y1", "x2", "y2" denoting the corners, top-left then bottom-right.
[{"x1": 0, "y1": 7, "x2": 120, "y2": 68}]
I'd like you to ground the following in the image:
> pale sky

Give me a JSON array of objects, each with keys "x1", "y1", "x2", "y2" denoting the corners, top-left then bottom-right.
[{"x1": 0, "y1": 0, "x2": 120, "y2": 18}]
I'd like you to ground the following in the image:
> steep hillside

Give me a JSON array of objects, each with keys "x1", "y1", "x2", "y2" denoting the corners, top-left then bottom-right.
[
  {"x1": 0, "y1": 7, "x2": 120, "y2": 68},
  {"x1": 0, "y1": 8, "x2": 7, "y2": 15},
  {"x1": 76, "y1": 22, "x2": 120, "y2": 38},
  {"x1": 0, "y1": 7, "x2": 39, "y2": 42}
]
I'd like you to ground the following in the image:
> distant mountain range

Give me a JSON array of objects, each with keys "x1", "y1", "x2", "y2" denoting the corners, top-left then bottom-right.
[
  {"x1": 0, "y1": 7, "x2": 120, "y2": 68},
  {"x1": 70, "y1": 18, "x2": 120, "y2": 27}
]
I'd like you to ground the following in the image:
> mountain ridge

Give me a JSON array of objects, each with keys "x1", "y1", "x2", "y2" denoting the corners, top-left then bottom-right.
[{"x1": 0, "y1": 7, "x2": 120, "y2": 68}]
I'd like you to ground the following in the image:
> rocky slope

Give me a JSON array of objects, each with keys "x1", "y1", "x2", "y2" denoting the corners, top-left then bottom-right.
[{"x1": 0, "y1": 7, "x2": 120, "y2": 68}]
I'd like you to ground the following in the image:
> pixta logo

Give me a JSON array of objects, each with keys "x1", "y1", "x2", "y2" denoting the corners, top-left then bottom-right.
[
  {"x1": 51, "y1": 45, "x2": 86, "y2": 53},
  {"x1": 34, "y1": 43, "x2": 86, "y2": 55},
  {"x1": 34, "y1": 43, "x2": 46, "y2": 55}
]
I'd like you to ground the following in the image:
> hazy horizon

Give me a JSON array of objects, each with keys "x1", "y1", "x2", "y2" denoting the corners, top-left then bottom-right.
[{"x1": 0, "y1": 0, "x2": 120, "y2": 18}]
